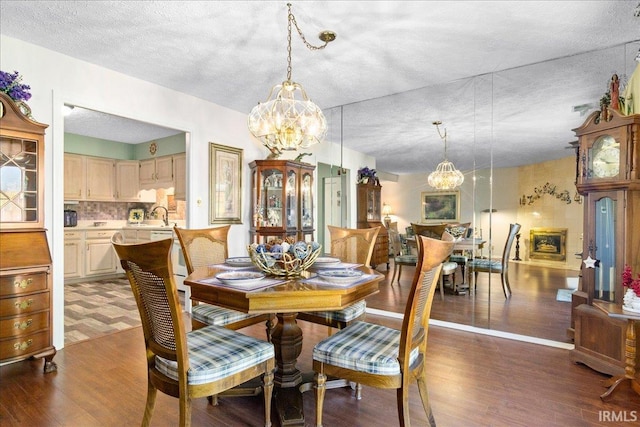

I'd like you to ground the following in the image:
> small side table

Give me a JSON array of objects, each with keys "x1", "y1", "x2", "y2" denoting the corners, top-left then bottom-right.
[{"x1": 593, "y1": 302, "x2": 640, "y2": 400}]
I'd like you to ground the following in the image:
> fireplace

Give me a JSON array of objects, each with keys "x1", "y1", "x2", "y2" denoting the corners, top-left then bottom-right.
[{"x1": 529, "y1": 228, "x2": 567, "y2": 261}]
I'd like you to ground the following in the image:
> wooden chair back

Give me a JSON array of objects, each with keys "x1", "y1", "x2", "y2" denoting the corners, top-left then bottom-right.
[
  {"x1": 411, "y1": 223, "x2": 448, "y2": 240},
  {"x1": 111, "y1": 238, "x2": 187, "y2": 368},
  {"x1": 327, "y1": 225, "x2": 380, "y2": 266},
  {"x1": 174, "y1": 225, "x2": 230, "y2": 274},
  {"x1": 501, "y1": 223, "x2": 521, "y2": 271},
  {"x1": 399, "y1": 236, "x2": 454, "y2": 364},
  {"x1": 387, "y1": 227, "x2": 402, "y2": 256}
]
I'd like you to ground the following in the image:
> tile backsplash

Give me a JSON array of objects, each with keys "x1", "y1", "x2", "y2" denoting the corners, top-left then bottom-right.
[{"x1": 65, "y1": 198, "x2": 185, "y2": 221}]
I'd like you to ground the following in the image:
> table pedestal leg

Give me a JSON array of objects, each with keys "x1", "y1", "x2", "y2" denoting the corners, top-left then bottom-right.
[
  {"x1": 272, "y1": 312, "x2": 305, "y2": 426},
  {"x1": 601, "y1": 319, "x2": 640, "y2": 400}
]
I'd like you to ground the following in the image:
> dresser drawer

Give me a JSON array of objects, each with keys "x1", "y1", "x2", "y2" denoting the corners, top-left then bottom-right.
[
  {"x1": 0, "y1": 330, "x2": 50, "y2": 361},
  {"x1": 0, "y1": 272, "x2": 48, "y2": 297},
  {"x1": 0, "y1": 311, "x2": 49, "y2": 338},
  {"x1": 0, "y1": 292, "x2": 50, "y2": 316}
]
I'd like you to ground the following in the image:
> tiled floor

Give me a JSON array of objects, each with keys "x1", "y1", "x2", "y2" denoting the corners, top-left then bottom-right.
[{"x1": 64, "y1": 278, "x2": 141, "y2": 344}]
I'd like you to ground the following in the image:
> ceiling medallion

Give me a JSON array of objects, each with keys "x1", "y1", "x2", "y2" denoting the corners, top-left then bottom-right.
[
  {"x1": 248, "y1": 3, "x2": 336, "y2": 158},
  {"x1": 427, "y1": 121, "x2": 464, "y2": 190}
]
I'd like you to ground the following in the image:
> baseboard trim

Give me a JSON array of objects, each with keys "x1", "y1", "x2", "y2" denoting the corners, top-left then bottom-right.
[{"x1": 366, "y1": 307, "x2": 575, "y2": 350}]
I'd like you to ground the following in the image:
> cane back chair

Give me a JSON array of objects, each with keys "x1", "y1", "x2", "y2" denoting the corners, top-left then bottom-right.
[
  {"x1": 312, "y1": 235, "x2": 454, "y2": 426},
  {"x1": 112, "y1": 237, "x2": 275, "y2": 427}
]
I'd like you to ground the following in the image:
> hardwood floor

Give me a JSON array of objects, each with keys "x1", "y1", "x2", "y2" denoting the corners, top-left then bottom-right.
[
  {"x1": 2, "y1": 313, "x2": 640, "y2": 426},
  {"x1": 368, "y1": 261, "x2": 578, "y2": 343}
]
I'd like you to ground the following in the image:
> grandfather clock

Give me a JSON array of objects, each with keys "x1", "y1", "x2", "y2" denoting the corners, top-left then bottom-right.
[{"x1": 569, "y1": 107, "x2": 640, "y2": 376}]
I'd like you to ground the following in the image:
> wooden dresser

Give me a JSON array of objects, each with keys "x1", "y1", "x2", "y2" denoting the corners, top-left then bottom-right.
[
  {"x1": 0, "y1": 92, "x2": 56, "y2": 372},
  {"x1": 356, "y1": 182, "x2": 389, "y2": 268}
]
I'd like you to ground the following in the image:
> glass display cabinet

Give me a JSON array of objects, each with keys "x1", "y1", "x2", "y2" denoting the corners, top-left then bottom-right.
[
  {"x1": 0, "y1": 92, "x2": 57, "y2": 373},
  {"x1": 249, "y1": 159, "x2": 315, "y2": 243},
  {"x1": 570, "y1": 107, "x2": 640, "y2": 376},
  {"x1": 356, "y1": 182, "x2": 389, "y2": 268}
]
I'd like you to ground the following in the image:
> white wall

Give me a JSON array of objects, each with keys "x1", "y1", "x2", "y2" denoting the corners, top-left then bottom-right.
[{"x1": 1, "y1": 35, "x2": 375, "y2": 349}]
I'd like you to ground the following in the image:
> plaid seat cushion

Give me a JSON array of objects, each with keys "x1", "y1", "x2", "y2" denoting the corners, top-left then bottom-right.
[
  {"x1": 192, "y1": 303, "x2": 259, "y2": 326},
  {"x1": 313, "y1": 321, "x2": 418, "y2": 376},
  {"x1": 155, "y1": 325, "x2": 274, "y2": 385},
  {"x1": 301, "y1": 300, "x2": 366, "y2": 323},
  {"x1": 395, "y1": 255, "x2": 417, "y2": 264},
  {"x1": 468, "y1": 259, "x2": 502, "y2": 271},
  {"x1": 449, "y1": 254, "x2": 468, "y2": 264}
]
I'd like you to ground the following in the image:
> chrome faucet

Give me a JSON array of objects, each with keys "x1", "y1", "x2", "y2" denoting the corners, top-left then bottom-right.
[{"x1": 151, "y1": 206, "x2": 169, "y2": 226}]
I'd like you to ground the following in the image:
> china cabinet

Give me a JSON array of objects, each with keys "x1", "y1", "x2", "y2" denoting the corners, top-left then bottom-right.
[
  {"x1": 569, "y1": 107, "x2": 640, "y2": 376},
  {"x1": 249, "y1": 159, "x2": 315, "y2": 243},
  {"x1": 356, "y1": 182, "x2": 389, "y2": 268},
  {"x1": 0, "y1": 92, "x2": 56, "y2": 372}
]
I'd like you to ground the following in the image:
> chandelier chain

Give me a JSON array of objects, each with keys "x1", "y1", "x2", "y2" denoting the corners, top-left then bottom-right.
[{"x1": 286, "y1": 3, "x2": 331, "y2": 81}]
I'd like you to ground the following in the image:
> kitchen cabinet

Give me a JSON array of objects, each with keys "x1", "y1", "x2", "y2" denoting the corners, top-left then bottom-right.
[
  {"x1": 356, "y1": 182, "x2": 389, "y2": 268},
  {"x1": 86, "y1": 157, "x2": 115, "y2": 201},
  {"x1": 64, "y1": 153, "x2": 86, "y2": 200},
  {"x1": 84, "y1": 230, "x2": 118, "y2": 276},
  {"x1": 115, "y1": 160, "x2": 140, "y2": 201},
  {"x1": 249, "y1": 159, "x2": 316, "y2": 243},
  {"x1": 139, "y1": 155, "x2": 174, "y2": 188},
  {"x1": 173, "y1": 153, "x2": 186, "y2": 200},
  {"x1": 63, "y1": 230, "x2": 84, "y2": 279},
  {"x1": 569, "y1": 108, "x2": 640, "y2": 376},
  {"x1": 0, "y1": 92, "x2": 56, "y2": 373}
]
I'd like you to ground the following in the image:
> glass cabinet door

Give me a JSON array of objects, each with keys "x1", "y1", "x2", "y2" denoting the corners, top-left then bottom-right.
[
  {"x1": 593, "y1": 195, "x2": 617, "y2": 302},
  {"x1": 262, "y1": 168, "x2": 283, "y2": 227},
  {"x1": 301, "y1": 172, "x2": 313, "y2": 228},
  {"x1": 0, "y1": 136, "x2": 38, "y2": 223},
  {"x1": 285, "y1": 168, "x2": 297, "y2": 229}
]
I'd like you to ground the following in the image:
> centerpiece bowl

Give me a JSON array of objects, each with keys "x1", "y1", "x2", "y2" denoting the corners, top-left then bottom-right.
[{"x1": 248, "y1": 240, "x2": 322, "y2": 277}]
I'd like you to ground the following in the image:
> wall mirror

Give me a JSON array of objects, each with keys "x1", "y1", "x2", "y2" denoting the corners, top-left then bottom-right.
[{"x1": 322, "y1": 42, "x2": 638, "y2": 344}]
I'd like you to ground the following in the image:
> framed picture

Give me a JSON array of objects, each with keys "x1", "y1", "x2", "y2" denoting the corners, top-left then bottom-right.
[
  {"x1": 420, "y1": 191, "x2": 460, "y2": 223},
  {"x1": 209, "y1": 143, "x2": 242, "y2": 224},
  {"x1": 529, "y1": 228, "x2": 567, "y2": 261}
]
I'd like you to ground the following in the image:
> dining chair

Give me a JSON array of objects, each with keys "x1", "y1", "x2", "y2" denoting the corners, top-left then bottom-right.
[
  {"x1": 174, "y1": 226, "x2": 274, "y2": 340},
  {"x1": 297, "y1": 225, "x2": 380, "y2": 399},
  {"x1": 312, "y1": 235, "x2": 454, "y2": 427},
  {"x1": 111, "y1": 237, "x2": 275, "y2": 427},
  {"x1": 467, "y1": 223, "x2": 521, "y2": 298},
  {"x1": 298, "y1": 225, "x2": 380, "y2": 328}
]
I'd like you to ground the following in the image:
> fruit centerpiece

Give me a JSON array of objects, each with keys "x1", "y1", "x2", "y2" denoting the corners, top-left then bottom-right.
[{"x1": 248, "y1": 237, "x2": 322, "y2": 277}]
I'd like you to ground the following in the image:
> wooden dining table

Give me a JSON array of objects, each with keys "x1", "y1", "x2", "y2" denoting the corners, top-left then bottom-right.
[{"x1": 184, "y1": 265, "x2": 384, "y2": 426}]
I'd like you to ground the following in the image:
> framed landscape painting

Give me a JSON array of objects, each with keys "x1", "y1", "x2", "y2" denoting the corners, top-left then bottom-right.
[
  {"x1": 209, "y1": 143, "x2": 242, "y2": 224},
  {"x1": 420, "y1": 191, "x2": 460, "y2": 223}
]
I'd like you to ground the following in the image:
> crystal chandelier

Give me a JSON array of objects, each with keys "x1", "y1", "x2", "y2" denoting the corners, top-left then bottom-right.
[
  {"x1": 248, "y1": 3, "x2": 336, "y2": 157},
  {"x1": 427, "y1": 121, "x2": 465, "y2": 190}
]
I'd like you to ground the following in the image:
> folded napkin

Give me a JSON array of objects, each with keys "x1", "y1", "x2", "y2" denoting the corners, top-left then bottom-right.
[{"x1": 199, "y1": 276, "x2": 286, "y2": 291}]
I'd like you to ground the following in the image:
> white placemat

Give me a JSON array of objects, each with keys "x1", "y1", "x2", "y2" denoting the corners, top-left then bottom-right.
[
  {"x1": 309, "y1": 262, "x2": 362, "y2": 270},
  {"x1": 209, "y1": 263, "x2": 259, "y2": 271},
  {"x1": 301, "y1": 273, "x2": 378, "y2": 288},
  {"x1": 199, "y1": 276, "x2": 286, "y2": 291}
]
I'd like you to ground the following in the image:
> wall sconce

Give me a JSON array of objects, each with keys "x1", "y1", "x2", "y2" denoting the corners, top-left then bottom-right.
[{"x1": 382, "y1": 203, "x2": 392, "y2": 226}]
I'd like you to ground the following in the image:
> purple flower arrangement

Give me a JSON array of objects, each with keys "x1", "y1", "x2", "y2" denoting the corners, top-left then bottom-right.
[
  {"x1": 0, "y1": 70, "x2": 32, "y2": 102},
  {"x1": 357, "y1": 166, "x2": 378, "y2": 184}
]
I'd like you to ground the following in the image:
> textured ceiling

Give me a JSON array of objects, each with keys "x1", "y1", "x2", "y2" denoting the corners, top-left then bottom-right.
[{"x1": 1, "y1": 1, "x2": 639, "y2": 174}]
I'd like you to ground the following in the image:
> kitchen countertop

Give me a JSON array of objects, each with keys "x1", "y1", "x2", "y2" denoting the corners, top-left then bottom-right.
[{"x1": 66, "y1": 220, "x2": 185, "y2": 231}]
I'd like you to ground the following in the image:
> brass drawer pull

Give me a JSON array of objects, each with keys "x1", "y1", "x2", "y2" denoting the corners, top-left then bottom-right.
[
  {"x1": 15, "y1": 299, "x2": 34, "y2": 310},
  {"x1": 13, "y1": 339, "x2": 33, "y2": 351},
  {"x1": 14, "y1": 319, "x2": 33, "y2": 330},
  {"x1": 14, "y1": 278, "x2": 33, "y2": 289}
]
